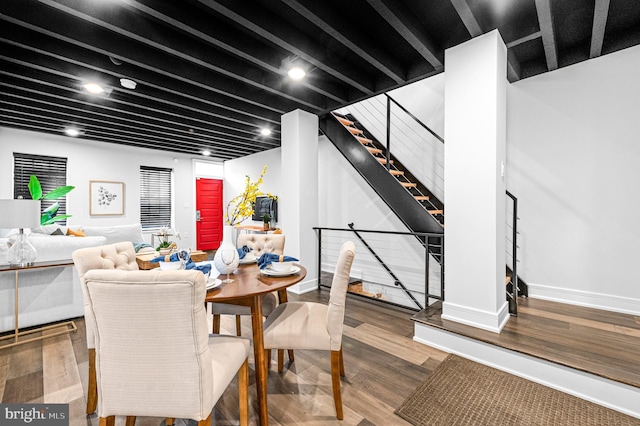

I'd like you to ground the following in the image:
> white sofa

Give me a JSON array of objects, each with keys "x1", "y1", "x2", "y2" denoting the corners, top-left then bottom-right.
[{"x1": 0, "y1": 223, "x2": 145, "y2": 332}]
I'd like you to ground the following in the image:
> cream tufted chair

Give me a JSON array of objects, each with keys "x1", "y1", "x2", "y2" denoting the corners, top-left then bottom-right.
[
  {"x1": 263, "y1": 241, "x2": 355, "y2": 420},
  {"x1": 82, "y1": 269, "x2": 250, "y2": 426},
  {"x1": 210, "y1": 233, "x2": 286, "y2": 336},
  {"x1": 72, "y1": 242, "x2": 139, "y2": 415}
]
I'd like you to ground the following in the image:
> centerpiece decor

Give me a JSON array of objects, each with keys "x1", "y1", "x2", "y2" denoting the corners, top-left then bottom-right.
[{"x1": 156, "y1": 226, "x2": 181, "y2": 254}]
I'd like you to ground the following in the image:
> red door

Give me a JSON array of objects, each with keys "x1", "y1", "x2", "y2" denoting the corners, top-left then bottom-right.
[{"x1": 196, "y1": 177, "x2": 223, "y2": 250}]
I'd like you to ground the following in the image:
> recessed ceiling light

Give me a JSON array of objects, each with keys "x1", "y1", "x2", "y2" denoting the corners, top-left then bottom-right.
[
  {"x1": 120, "y1": 78, "x2": 137, "y2": 89},
  {"x1": 202, "y1": 150, "x2": 212, "y2": 156},
  {"x1": 83, "y1": 82, "x2": 105, "y2": 94},
  {"x1": 288, "y1": 66, "x2": 306, "y2": 81},
  {"x1": 64, "y1": 127, "x2": 82, "y2": 137},
  {"x1": 260, "y1": 128, "x2": 272, "y2": 136}
]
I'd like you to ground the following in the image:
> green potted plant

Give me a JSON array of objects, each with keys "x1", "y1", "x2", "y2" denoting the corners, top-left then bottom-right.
[
  {"x1": 28, "y1": 175, "x2": 75, "y2": 225},
  {"x1": 263, "y1": 213, "x2": 271, "y2": 230}
]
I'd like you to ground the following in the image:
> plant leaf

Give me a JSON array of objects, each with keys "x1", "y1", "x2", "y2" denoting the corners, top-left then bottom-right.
[
  {"x1": 42, "y1": 214, "x2": 72, "y2": 225},
  {"x1": 43, "y1": 202, "x2": 60, "y2": 215},
  {"x1": 28, "y1": 175, "x2": 43, "y2": 200},
  {"x1": 43, "y1": 186, "x2": 75, "y2": 200}
]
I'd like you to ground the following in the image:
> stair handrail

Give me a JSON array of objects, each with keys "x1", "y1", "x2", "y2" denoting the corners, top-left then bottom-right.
[
  {"x1": 314, "y1": 225, "x2": 445, "y2": 310},
  {"x1": 506, "y1": 190, "x2": 519, "y2": 316},
  {"x1": 385, "y1": 94, "x2": 444, "y2": 143}
]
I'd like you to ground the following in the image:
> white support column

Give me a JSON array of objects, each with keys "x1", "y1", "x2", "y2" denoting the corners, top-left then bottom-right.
[
  {"x1": 280, "y1": 109, "x2": 319, "y2": 293},
  {"x1": 442, "y1": 30, "x2": 508, "y2": 332}
]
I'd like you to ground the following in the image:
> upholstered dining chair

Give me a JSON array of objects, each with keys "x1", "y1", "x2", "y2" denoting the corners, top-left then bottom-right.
[
  {"x1": 72, "y1": 242, "x2": 139, "y2": 415},
  {"x1": 262, "y1": 241, "x2": 355, "y2": 420},
  {"x1": 82, "y1": 268, "x2": 250, "y2": 426},
  {"x1": 210, "y1": 233, "x2": 286, "y2": 336}
]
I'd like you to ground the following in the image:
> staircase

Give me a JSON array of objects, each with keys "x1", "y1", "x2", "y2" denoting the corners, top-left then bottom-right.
[{"x1": 320, "y1": 103, "x2": 527, "y2": 314}]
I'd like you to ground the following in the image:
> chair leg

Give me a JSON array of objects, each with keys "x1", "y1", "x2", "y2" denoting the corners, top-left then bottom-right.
[
  {"x1": 197, "y1": 413, "x2": 211, "y2": 426},
  {"x1": 99, "y1": 416, "x2": 115, "y2": 426},
  {"x1": 277, "y1": 349, "x2": 284, "y2": 372},
  {"x1": 266, "y1": 349, "x2": 272, "y2": 369},
  {"x1": 165, "y1": 418, "x2": 175, "y2": 425},
  {"x1": 287, "y1": 349, "x2": 295, "y2": 362},
  {"x1": 125, "y1": 416, "x2": 136, "y2": 426},
  {"x1": 87, "y1": 348, "x2": 98, "y2": 414},
  {"x1": 339, "y1": 346, "x2": 345, "y2": 377},
  {"x1": 330, "y1": 350, "x2": 344, "y2": 420},
  {"x1": 235, "y1": 315, "x2": 242, "y2": 336},
  {"x1": 238, "y1": 359, "x2": 249, "y2": 426},
  {"x1": 212, "y1": 313, "x2": 221, "y2": 334}
]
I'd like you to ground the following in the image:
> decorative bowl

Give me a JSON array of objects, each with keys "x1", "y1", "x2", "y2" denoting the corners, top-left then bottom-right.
[
  {"x1": 159, "y1": 261, "x2": 181, "y2": 270},
  {"x1": 271, "y1": 261, "x2": 293, "y2": 272}
]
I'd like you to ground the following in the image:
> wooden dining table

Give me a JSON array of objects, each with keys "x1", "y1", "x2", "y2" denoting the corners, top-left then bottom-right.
[{"x1": 205, "y1": 262, "x2": 307, "y2": 426}]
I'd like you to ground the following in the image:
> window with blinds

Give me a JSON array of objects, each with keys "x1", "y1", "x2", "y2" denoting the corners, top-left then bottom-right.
[
  {"x1": 140, "y1": 166, "x2": 173, "y2": 229},
  {"x1": 13, "y1": 153, "x2": 69, "y2": 223}
]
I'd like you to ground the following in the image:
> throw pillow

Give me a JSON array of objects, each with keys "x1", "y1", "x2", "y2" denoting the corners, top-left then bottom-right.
[
  {"x1": 51, "y1": 228, "x2": 65, "y2": 236},
  {"x1": 67, "y1": 228, "x2": 86, "y2": 237}
]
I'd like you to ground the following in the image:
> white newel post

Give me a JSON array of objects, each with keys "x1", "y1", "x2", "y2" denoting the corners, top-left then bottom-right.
[{"x1": 442, "y1": 30, "x2": 509, "y2": 332}]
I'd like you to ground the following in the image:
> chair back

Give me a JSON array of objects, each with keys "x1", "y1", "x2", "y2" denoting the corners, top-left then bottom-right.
[
  {"x1": 237, "y1": 233, "x2": 285, "y2": 257},
  {"x1": 83, "y1": 269, "x2": 214, "y2": 420},
  {"x1": 72, "y1": 242, "x2": 139, "y2": 350},
  {"x1": 326, "y1": 241, "x2": 356, "y2": 350}
]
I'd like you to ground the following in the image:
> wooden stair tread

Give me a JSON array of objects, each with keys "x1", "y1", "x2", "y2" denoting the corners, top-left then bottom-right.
[
  {"x1": 414, "y1": 195, "x2": 430, "y2": 201},
  {"x1": 428, "y1": 209, "x2": 444, "y2": 215},
  {"x1": 356, "y1": 136, "x2": 373, "y2": 144},
  {"x1": 389, "y1": 169, "x2": 404, "y2": 176},
  {"x1": 335, "y1": 116, "x2": 354, "y2": 126},
  {"x1": 401, "y1": 182, "x2": 417, "y2": 188},
  {"x1": 376, "y1": 157, "x2": 393, "y2": 164},
  {"x1": 346, "y1": 127, "x2": 363, "y2": 135},
  {"x1": 367, "y1": 147, "x2": 383, "y2": 154}
]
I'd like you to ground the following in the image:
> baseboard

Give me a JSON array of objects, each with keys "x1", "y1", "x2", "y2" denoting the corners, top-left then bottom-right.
[
  {"x1": 528, "y1": 283, "x2": 640, "y2": 315},
  {"x1": 413, "y1": 323, "x2": 640, "y2": 419},
  {"x1": 286, "y1": 278, "x2": 318, "y2": 295},
  {"x1": 441, "y1": 300, "x2": 510, "y2": 333}
]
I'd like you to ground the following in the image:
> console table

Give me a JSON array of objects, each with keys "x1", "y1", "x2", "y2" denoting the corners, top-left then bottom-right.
[{"x1": 0, "y1": 260, "x2": 78, "y2": 349}]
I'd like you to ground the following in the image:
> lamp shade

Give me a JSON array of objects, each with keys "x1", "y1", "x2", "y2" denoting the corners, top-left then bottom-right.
[{"x1": 0, "y1": 199, "x2": 41, "y2": 229}]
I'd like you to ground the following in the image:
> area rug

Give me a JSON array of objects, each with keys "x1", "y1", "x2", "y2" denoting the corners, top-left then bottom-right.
[{"x1": 395, "y1": 354, "x2": 640, "y2": 426}]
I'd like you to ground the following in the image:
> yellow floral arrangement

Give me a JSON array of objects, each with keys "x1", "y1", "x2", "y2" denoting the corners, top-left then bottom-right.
[{"x1": 225, "y1": 166, "x2": 276, "y2": 226}]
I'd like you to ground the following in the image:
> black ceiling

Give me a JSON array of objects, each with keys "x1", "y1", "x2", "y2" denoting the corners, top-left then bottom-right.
[{"x1": 1, "y1": 0, "x2": 639, "y2": 160}]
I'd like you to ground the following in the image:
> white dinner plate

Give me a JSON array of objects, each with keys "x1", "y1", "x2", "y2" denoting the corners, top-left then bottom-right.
[
  {"x1": 206, "y1": 278, "x2": 222, "y2": 290},
  {"x1": 239, "y1": 256, "x2": 257, "y2": 264},
  {"x1": 260, "y1": 265, "x2": 301, "y2": 277}
]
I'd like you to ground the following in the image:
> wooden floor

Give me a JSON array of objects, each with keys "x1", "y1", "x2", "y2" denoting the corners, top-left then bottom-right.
[
  {"x1": 0, "y1": 290, "x2": 447, "y2": 426},
  {"x1": 2, "y1": 292, "x2": 639, "y2": 425},
  {"x1": 414, "y1": 297, "x2": 640, "y2": 388}
]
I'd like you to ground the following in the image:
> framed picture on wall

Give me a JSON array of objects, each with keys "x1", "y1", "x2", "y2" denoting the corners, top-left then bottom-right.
[{"x1": 89, "y1": 180, "x2": 124, "y2": 216}]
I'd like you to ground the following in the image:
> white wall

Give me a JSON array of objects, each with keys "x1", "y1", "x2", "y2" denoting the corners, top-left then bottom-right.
[
  {"x1": 507, "y1": 44, "x2": 640, "y2": 313},
  {"x1": 0, "y1": 127, "x2": 203, "y2": 249}
]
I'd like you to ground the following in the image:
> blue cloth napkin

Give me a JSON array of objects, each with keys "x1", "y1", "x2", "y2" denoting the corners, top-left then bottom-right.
[
  {"x1": 257, "y1": 253, "x2": 299, "y2": 270},
  {"x1": 150, "y1": 253, "x2": 179, "y2": 262},
  {"x1": 237, "y1": 245, "x2": 252, "y2": 259},
  {"x1": 149, "y1": 253, "x2": 211, "y2": 275},
  {"x1": 186, "y1": 260, "x2": 211, "y2": 275}
]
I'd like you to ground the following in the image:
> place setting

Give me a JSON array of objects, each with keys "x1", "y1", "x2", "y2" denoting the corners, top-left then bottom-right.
[{"x1": 258, "y1": 253, "x2": 300, "y2": 276}]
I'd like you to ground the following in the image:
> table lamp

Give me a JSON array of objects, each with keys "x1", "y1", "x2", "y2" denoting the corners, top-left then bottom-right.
[{"x1": 0, "y1": 199, "x2": 41, "y2": 267}]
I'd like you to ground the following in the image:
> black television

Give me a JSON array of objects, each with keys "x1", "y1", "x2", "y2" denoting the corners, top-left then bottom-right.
[{"x1": 252, "y1": 196, "x2": 277, "y2": 222}]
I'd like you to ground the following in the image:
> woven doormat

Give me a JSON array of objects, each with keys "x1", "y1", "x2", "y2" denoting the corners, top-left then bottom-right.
[{"x1": 395, "y1": 354, "x2": 640, "y2": 426}]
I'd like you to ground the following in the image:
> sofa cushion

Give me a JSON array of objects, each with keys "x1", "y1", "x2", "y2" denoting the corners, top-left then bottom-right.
[{"x1": 81, "y1": 223, "x2": 144, "y2": 245}]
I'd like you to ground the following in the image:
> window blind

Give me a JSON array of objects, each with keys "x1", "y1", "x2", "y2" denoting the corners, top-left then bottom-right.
[
  {"x1": 140, "y1": 166, "x2": 173, "y2": 229},
  {"x1": 13, "y1": 152, "x2": 68, "y2": 222}
]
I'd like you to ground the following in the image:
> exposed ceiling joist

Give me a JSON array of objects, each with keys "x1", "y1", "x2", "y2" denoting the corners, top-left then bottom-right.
[
  {"x1": 534, "y1": 0, "x2": 558, "y2": 71},
  {"x1": 590, "y1": 0, "x2": 611, "y2": 58}
]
